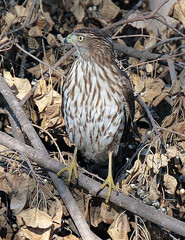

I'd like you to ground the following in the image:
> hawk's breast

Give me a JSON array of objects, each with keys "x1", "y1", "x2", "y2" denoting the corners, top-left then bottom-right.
[{"x1": 63, "y1": 59, "x2": 125, "y2": 163}]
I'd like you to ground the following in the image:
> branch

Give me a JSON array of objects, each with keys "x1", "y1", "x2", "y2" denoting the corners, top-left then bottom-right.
[
  {"x1": 0, "y1": 130, "x2": 185, "y2": 237},
  {"x1": 0, "y1": 75, "x2": 98, "y2": 240},
  {"x1": 103, "y1": 0, "x2": 169, "y2": 31}
]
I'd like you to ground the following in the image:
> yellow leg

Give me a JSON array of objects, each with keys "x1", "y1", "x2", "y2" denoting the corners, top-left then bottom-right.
[
  {"x1": 101, "y1": 151, "x2": 118, "y2": 203},
  {"x1": 57, "y1": 147, "x2": 78, "y2": 182}
]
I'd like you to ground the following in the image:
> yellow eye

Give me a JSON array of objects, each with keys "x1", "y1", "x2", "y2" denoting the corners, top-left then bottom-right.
[{"x1": 77, "y1": 36, "x2": 84, "y2": 42}]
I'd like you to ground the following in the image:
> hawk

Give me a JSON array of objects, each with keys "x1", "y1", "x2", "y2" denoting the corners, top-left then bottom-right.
[{"x1": 58, "y1": 28, "x2": 135, "y2": 202}]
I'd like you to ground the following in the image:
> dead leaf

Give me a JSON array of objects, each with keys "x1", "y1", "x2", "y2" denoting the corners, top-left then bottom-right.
[
  {"x1": 164, "y1": 174, "x2": 177, "y2": 194},
  {"x1": 48, "y1": 197, "x2": 63, "y2": 230},
  {"x1": 17, "y1": 208, "x2": 53, "y2": 228},
  {"x1": 143, "y1": 78, "x2": 165, "y2": 105},
  {"x1": 3, "y1": 11, "x2": 16, "y2": 30},
  {"x1": 100, "y1": 203, "x2": 119, "y2": 225},
  {"x1": 47, "y1": 33, "x2": 58, "y2": 47},
  {"x1": 28, "y1": 26, "x2": 43, "y2": 37},
  {"x1": 3, "y1": 70, "x2": 31, "y2": 100},
  {"x1": 10, "y1": 178, "x2": 36, "y2": 214},
  {"x1": 169, "y1": 0, "x2": 185, "y2": 28},
  {"x1": 16, "y1": 226, "x2": 51, "y2": 240},
  {"x1": 108, "y1": 213, "x2": 130, "y2": 240},
  {"x1": 34, "y1": 79, "x2": 53, "y2": 112},
  {"x1": 14, "y1": 5, "x2": 28, "y2": 19},
  {"x1": 152, "y1": 92, "x2": 169, "y2": 107},
  {"x1": 131, "y1": 74, "x2": 145, "y2": 93},
  {"x1": 148, "y1": 175, "x2": 160, "y2": 200},
  {"x1": 70, "y1": 0, "x2": 85, "y2": 23}
]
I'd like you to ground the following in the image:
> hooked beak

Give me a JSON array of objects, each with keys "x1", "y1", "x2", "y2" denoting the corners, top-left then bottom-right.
[{"x1": 64, "y1": 34, "x2": 75, "y2": 45}]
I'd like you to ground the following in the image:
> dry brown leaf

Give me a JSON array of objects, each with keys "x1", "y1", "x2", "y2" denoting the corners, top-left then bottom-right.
[
  {"x1": 169, "y1": 0, "x2": 185, "y2": 28},
  {"x1": 134, "y1": 39, "x2": 144, "y2": 51},
  {"x1": 17, "y1": 208, "x2": 53, "y2": 228},
  {"x1": 27, "y1": 36, "x2": 41, "y2": 49},
  {"x1": 162, "y1": 113, "x2": 176, "y2": 128},
  {"x1": 28, "y1": 49, "x2": 56, "y2": 78},
  {"x1": 62, "y1": 234, "x2": 80, "y2": 240},
  {"x1": 128, "y1": 11, "x2": 146, "y2": 29},
  {"x1": 166, "y1": 146, "x2": 178, "y2": 158},
  {"x1": 43, "y1": 12, "x2": 55, "y2": 32},
  {"x1": 70, "y1": 0, "x2": 85, "y2": 23},
  {"x1": 152, "y1": 92, "x2": 169, "y2": 107},
  {"x1": 90, "y1": 204, "x2": 102, "y2": 227},
  {"x1": 98, "y1": 0, "x2": 120, "y2": 22},
  {"x1": 0, "y1": 172, "x2": 14, "y2": 194},
  {"x1": 87, "y1": 0, "x2": 120, "y2": 22},
  {"x1": 28, "y1": 63, "x2": 49, "y2": 78},
  {"x1": 48, "y1": 197, "x2": 63, "y2": 230},
  {"x1": 47, "y1": 33, "x2": 58, "y2": 47},
  {"x1": 143, "y1": 78, "x2": 165, "y2": 105},
  {"x1": 148, "y1": 175, "x2": 160, "y2": 200},
  {"x1": 171, "y1": 121, "x2": 185, "y2": 140},
  {"x1": 37, "y1": 11, "x2": 47, "y2": 30},
  {"x1": 147, "y1": 153, "x2": 169, "y2": 174},
  {"x1": 42, "y1": 103, "x2": 63, "y2": 129},
  {"x1": 164, "y1": 174, "x2": 177, "y2": 194},
  {"x1": 28, "y1": 26, "x2": 43, "y2": 37},
  {"x1": 169, "y1": 79, "x2": 182, "y2": 95},
  {"x1": 10, "y1": 178, "x2": 36, "y2": 214},
  {"x1": 146, "y1": 63, "x2": 154, "y2": 74},
  {"x1": 33, "y1": 78, "x2": 62, "y2": 128},
  {"x1": 123, "y1": 159, "x2": 142, "y2": 185},
  {"x1": 3, "y1": 70, "x2": 31, "y2": 100},
  {"x1": 0, "y1": 172, "x2": 36, "y2": 213},
  {"x1": 14, "y1": 5, "x2": 30, "y2": 19},
  {"x1": 34, "y1": 79, "x2": 53, "y2": 112},
  {"x1": 16, "y1": 226, "x2": 51, "y2": 240},
  {"x1": 3, "y1": 11, "x2": 16, "y2": 29},
  {"x1": 144, "y1": 34, "x2": 158, "y2": 49},
  {"x1": 108, "y1": 213, "x2": 130, "y2": 240},
  {"x1": 131, "y1": 74, "x2": 145, "y2": 93},
  {"x1": 100, "y1": 203, "x2": 119, "y2": 225}
]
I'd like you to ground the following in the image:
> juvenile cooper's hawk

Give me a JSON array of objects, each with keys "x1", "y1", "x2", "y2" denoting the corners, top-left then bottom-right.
[{"x1": 58, "y1": 28, "x2": 135, "y2": 202}]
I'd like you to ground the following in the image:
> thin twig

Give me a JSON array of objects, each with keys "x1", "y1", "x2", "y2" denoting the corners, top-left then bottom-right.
[
  {"x1": 135, "y1": 93, "x2": 160, "y2": 137},
  {"x1": 14, "y1": 42, "x2": 64, "y2": 77},
  {"x1": 103, "y1": 0, "x2": 169, "y2": 31}
]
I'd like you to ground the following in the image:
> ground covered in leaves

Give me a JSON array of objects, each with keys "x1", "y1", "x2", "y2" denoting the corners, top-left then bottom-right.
[{"x1": 0, "y1": 0, "x2": 185, "y2": 239}]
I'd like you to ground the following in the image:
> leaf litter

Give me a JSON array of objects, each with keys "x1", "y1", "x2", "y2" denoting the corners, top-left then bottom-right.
[{"x1": 0, "y1": 0, "x2": 185, "y2": 239}]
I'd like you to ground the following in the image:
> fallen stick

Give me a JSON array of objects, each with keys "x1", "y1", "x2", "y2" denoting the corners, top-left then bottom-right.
[{"x1": 0, "y1": 130, "x2": 184, "y2": 237}]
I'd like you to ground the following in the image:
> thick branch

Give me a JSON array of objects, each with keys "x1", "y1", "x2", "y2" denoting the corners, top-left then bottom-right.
[{"x1": 0, "y1": 131, "x2": 185, "y2": 237}]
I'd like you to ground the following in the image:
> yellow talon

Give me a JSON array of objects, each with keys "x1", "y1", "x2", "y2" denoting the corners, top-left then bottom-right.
[
  {"x1": 101, "y1": 151, "x2": 118, "y2": 203},
  {"x1": 57, "y1": 147, "x2": 78, "y2": 182}
]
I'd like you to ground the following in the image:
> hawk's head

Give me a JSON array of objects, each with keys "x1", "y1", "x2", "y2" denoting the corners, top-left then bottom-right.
[{"x1": 64, "y1": 28, "x2": 114, "y2": 61}]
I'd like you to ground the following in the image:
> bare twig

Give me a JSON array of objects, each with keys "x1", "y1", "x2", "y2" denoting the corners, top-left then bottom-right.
[
  {"x1": 154, "y1": 16, "x2": 185, "y2": 38},
  {"x1": 167, "y1": 58, "x2": 177, "y2": 84},
  {"x1": 14, "y1": 42, "x2": 64, "y2": 77},
  {"x1": 158, "y1": 126, "x2": 185, "y2": 139},
  {"x1": 103, "y1": 0, "x2": 169, "y2": 31},
  {"x1": 135, "y1": 93, "x2": 160, "y2": 137},
  {"x1": 144, "y1": 36, "x2": 184, "y2": 52}
]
